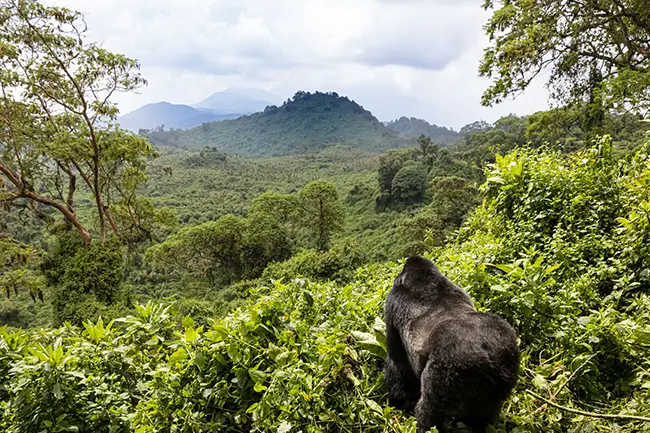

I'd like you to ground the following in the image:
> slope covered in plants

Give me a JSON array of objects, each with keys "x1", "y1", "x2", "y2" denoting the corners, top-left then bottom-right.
[
  {"x1": 1, "y1": 136, "x2": 650, "y2": 432},
  {"x1": 145, "y1": 91, "x2": 411, "y2": 156}
]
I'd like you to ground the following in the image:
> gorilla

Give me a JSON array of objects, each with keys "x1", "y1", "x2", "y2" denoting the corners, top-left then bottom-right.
[{"x1": 384, "y1": 256, "x2": 520, "y2": 433}]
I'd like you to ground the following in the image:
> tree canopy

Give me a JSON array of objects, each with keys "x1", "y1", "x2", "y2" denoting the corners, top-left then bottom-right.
[
  {"x1": 480, "y1": 0, "x2": 650, "y2": 118},
  {"x1": 0, "y1": 0, "x2": 161, "y2": 246}
]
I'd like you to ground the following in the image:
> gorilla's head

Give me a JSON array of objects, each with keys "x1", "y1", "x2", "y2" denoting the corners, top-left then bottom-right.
[{"x1": 394, "y1": 256, "x2": 442, "y2": 290}]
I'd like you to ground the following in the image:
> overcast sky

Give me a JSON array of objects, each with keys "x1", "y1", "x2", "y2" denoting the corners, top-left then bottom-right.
[{"x1": 53, "y1": 0, "x2": 549, "y2": 130}]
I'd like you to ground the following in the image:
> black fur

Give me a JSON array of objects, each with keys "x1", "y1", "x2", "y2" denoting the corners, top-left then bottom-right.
[{"x1": 384, "y1": 256, "x2": 520, "y2": 433}]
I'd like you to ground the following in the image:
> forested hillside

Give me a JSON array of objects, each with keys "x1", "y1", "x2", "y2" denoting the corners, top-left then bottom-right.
[
  {"x1": 385, "y1": 117, "x2": 459, "y2": 145},
  {"x1": 146, "y1": 91, "x2": 412, "y2": 156}
]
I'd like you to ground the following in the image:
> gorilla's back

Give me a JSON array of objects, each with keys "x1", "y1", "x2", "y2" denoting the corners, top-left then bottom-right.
[{"x1": 423, "y1": 311, "x2": 520, "y2": 416}]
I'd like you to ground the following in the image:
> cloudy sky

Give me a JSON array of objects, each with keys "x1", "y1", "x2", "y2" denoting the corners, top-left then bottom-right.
[{"x1": 53, "y1": 0, "x2": 549, "y2": 129}]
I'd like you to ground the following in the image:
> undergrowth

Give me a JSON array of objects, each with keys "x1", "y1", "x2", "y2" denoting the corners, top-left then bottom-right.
[{"x1": 2, "y1": 136, "x2": 650, "y2": 432}]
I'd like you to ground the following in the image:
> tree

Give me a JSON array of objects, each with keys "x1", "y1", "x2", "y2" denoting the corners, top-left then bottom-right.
[
  {"x1": 418, "y1": 134, "x2": 433, "y2": 155},
  {"x1": 244, "y1": 191, "x2": 299, "y2": 273},
  {"x1": 480, "y1": 0, "x2": 650, "y2": 119},
  {"x1": 51, "y1": 237, "x2": 127, "y2": 325},
  {"x1": 459, "y1": 120, "x2": 492, "y2": 136},
  {"x1": 391, "y1": 161, "x2": 428, "y2": 205},
  {"x1": 0, "y1": 0, "x2": 157, "y2": 246},
  {"x1": 525, "y1": 107, "x2": 586, "y2": 150},
  {"x1": 377, "y1": 148, "x2": 420, "y2": 193},
  {"x1": 298, "y1": 180, "x2": 344, "y2": 251},
  {"x1": 146, "y1": 214, "x2": 246, "y2": 286}
]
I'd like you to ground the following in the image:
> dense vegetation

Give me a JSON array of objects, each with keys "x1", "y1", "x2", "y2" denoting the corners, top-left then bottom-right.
[
  {"x1": 2, "y1": 138, "x2": 650, "y2": 432},
  {"x1": 450, "y1": 109, "x2": 647, "y2": 168},
  {"x1": 2, "y1": 0, "x2": 650, "y2": 431},
  {"x1": 385, "y1": 117, "x2": 459, "y2": 145},
  {"x1": 4, "y1": 107, "x2": 646, "y2": 328},
  {"x1": 146, "y1": 91, "x2": 412, "y2": 156}
]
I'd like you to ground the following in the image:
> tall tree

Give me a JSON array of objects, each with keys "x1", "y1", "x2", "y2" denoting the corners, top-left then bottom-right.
[
  {"x1": 0, "y1": 0, "x2": 156, "y2": 246},
  {"x1": 480, "y1": 0, "x2": 650, "y2": 119},
  {"x1": 391, "y1": 161, "x2": 428, "y2": 205},
  {"x1": 298, "y1": 180, "x2": 344, "y2": 251}
]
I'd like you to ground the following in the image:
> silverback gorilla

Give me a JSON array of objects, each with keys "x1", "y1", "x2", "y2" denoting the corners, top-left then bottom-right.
[{"x1": 384, "y1": 257, "x2": 520, "y2": 433}]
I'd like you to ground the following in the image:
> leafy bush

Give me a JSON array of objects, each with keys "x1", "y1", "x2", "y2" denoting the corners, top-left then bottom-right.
[
  {"x1": 48, "y1": 236, "x2": 130, "y2": 326},
  {"x1": 262, "y1": 238, "x2": 368, "y2": 283},
  {"x1": 432, "y1": 136, "x2": 650, "y2": 431}
]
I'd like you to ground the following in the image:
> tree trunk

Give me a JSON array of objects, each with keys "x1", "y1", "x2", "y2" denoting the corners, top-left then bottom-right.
[
  {"x1": 24, "y1": 190, "x2": 91, "y2": 246},
  {"x1": 1, "y1": 161, "x2": 92, "y2": 246}
]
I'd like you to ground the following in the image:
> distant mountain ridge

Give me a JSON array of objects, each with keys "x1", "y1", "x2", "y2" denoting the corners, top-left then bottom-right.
[
  {"x1": 385, "y1": 117, "x2": 459, "y2": 145},
  {"x1": 118, "y1": 88, "x2": 281, "y2": 132},
  {"x1": 193, "y1": 87, "x2": 277, "y2": 113},
  {"x1": 118, "y1": 102, "x2": 241, "y2": 132},
  {"x1": 146, "y1": 91, "x2": 414, "y2": 156}
]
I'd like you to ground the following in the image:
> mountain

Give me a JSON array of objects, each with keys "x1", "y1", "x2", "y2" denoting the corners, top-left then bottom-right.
[
  {"x1": 118, "y1": 102, "x2": 241, "y2": 132},
  {"x1": 385, "y1": 117, "x2": 459, "y2": 145},
  {"x1": 146, "y1": 91, "x2": 413, "y2": 156},
  {"x1": 118, "y1": 88, "x2": 280, "y2": 132},
  {"x1": 193, "y1": 87, "x2": 279, "y2": 114}
]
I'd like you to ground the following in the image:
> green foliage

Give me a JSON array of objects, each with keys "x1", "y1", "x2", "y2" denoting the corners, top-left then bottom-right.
[
  {"x1": 298, "y1": 180, "x2": 345, "y2": 251},
  {"x1": 0, "y1": 0, "x2": 160, "y2": 245},
  {"x1": 2, "y1": 136, "x2": 650, "y2": 432},
  {"x1": 390, "y1": 162, "x2": 428, "y2": 205},
  {"x1": 147, "y1": 180, "x2": 346, "y2": 286},
  {"x1": 428, "y1": 176, "x2": 481, "y2": 229},
  {"x1": 0, "y1": 237, "x2": 45, "y2": 300},
  {"x1": 49, "y1": 236, "x2": 129, "y2": 325},
  {"x1": 146, "y1": 214, "x2": 247, "y2": 286},
  {"x1": 376, "y1": 140, "x2": 480, "y2": 212},
  {"x1": 377, "y1": 148, "x2": 421, "y2": 194},
  {"x1": 167, "y1": 295, "x2": 246, "y2": 327},
  {"x1": 146, "y1": 91, "x2": 412, "y2": 156},
  {"x1": 0, "y1": 270, "x2": 412, "y2": 432},
  {"x1": 262, "y1": 238, "x2": 368, "y2": 283},
  {"x1": 182, "y1": 147, "x2": 228, "y2": 168},
  {"x1": 451, "y1": 109, "x2": 648, "y2": 169},
  {"x1": 394, "y1": 176, "x2": 481, "y2": 256},
  {"x1": 57, "y1": 239, "x2": 125, "y2": 305},
  {"x1": 480, "y1": 0, "x2": 650, "y2": 118},
  {"x1": 430, "y1": 136, "x2": 650, "y2": 431},
  {"x1": 451, "y1": 117, "x2": 525, "y2": 167}
]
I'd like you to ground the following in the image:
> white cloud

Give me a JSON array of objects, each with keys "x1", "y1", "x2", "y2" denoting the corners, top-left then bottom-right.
[{"x1": 50, "y1": 0, "x2": 548, "y2": 129}]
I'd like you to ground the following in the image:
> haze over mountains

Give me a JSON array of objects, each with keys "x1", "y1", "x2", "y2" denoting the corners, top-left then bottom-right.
[
  {"x1": 118, "y1": 87, "x2": 280, "y2": 132},
  {"x1": 193, "y1": 88, "x2": 279, "y2": 113},
  {"x1": 146, "y1": 91, "x2": 427, "y2": 156}
]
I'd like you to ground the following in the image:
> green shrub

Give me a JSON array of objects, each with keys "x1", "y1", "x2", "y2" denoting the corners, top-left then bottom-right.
[
  {"x1": 49, "y1": 237, "x2": 129, "y2": 326},
  {"x1": 262, "y1": 238, "x2": 367, "y2": 283}
]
